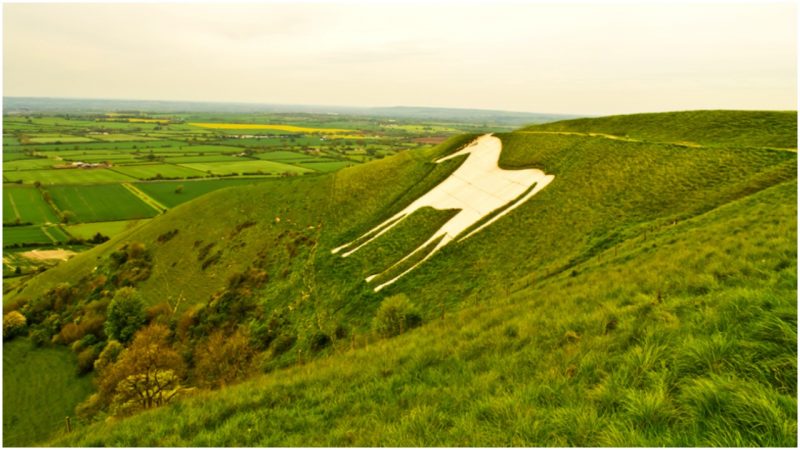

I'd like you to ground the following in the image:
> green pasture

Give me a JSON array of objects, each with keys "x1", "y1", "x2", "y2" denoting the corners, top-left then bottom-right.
[
  {"x1": 24, "y1": 134, "x2": 96, "y2": 144},
  {"x1": 110, "y1": 164, "x2": 207, "y2": 180},
  {"x1": 3, "y1": 338, "x2": 94, "y2": 447},
  {"x1": 47, "y1": 184, "x2": 160, "y2": 223},
  {"x1": 64, "y1": 219, "x2": 147, "y2": 240},
  {"x1": 3, "y1": 158, "x2": 57, "y2": 171},
  {"x1": 297, "y1": 161, "x2": 355, "y2": 172},
  {"x1": 3, "y1": 169, "x2": 135, "y2": 185},
  {"x1": 2, "y1": 152, "x2": 33, "y2": 161},
  {"x1": 89, "y1": 133, "x2": 157, "y2": 142},
  {"x1": 3, "y1": 225, "x2": 60, "y2": 247},
  {"x1": 162, "y1": 155, "x2": 247, "y2": 164},
  {"x1": 3, "y1": 186, "x2": 59, "y2": 224},
  {"x1": 134, "y1": 178, "x2": 273, "y2": 208},
  {"x1": 178, "y1": 160, "x2": 312, "y2": 175},
  {"x1": 253, "y1": 150, "x2": 309, "y2": 161}
]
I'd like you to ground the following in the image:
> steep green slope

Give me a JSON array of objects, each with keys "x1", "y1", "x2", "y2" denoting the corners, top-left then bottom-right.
[
  {"x1": 522, "y1": 110, "x2": 797, "y2": 149},
  {"x1": 52, "y1": 178, "x2": 796, "y2": 446},
  {"x1": 3, "y1": 339, "x2": 94, "y2": 446}
]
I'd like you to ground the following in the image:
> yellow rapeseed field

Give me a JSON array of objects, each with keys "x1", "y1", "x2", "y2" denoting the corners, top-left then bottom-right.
[
  {"x1": 189, "y1": 123, "x2": 353, "y2": 133},
  {"x1": 128, "y1": 118, "x2": 170, "y2": 124}
]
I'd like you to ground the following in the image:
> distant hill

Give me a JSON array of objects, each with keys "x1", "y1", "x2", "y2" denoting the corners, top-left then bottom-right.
[
  {"x1": 4, "y1": 110, "x2": 795, "y2": 447},
  {"x1": 2, "y1": 97, "x2": 576, "y2": 126},
  {"x1": 522, "y1": 110, "x2": 797, "y2": 148}
]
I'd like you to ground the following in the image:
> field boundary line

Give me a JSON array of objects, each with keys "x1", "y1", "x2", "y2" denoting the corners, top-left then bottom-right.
[
  {"x1": 121, "y1": 183, "x2": 168, "y2": 213},
  {"x1": 6, "y1": 190, "x2": 22, "y2": 221},
  {"x1": 40, "y1": 226, "x2": 57, "y2": 244}
]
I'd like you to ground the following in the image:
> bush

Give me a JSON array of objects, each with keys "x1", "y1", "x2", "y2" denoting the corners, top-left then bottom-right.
[
  {"x1": 270, "y1": 334, "x2": 296, "y2": 357},
  {"x1": 309, "y1": 331, "x2": 331, "y2": 352},
  {"x1": 146, "y1": 302, "x2": 173, "y2": 325},
  {"x1": 104, "y1": 287, "x2": 146, "y2": 343},
  {"x1": 372, "y1": 294, "x2": 422, "y2": 338},
  {"x1": 194, "y1": 329, "x2": 255, "y2": 388},
  {"x1": 29, "y1": 327, "x2": 51, "y2": 347},
  {"x1": 94, "y1": 340, "x2": 124, "y2": 373},
  {"x1": 3, "y1": 311, "x2": 27, "y2": 340},
  {"x1": 58, "y1": 322, "x2": 82, "y2": 344},
  {"x1": 77, "y1": 347, "x2": 100, "y2": 375}
]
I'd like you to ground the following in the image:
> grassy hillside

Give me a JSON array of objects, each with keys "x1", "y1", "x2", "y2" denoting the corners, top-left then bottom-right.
[
  {"x1": 3, "y1": 110, "x2": 795, "y2": 446},
  {"x1": 52, "y1": 178, "x2": 796, "y2": 446},
  {"x1": 3, "y1": 339, "x2": 94, "y2": 447},
  {"x1": 522, "y1": 110, "x2": 797, "y2": 149}
]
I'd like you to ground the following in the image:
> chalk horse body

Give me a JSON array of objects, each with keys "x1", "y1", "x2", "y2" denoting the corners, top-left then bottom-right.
[{"x1": 332, "y1": 134, "x2": 555, "y2": 291}]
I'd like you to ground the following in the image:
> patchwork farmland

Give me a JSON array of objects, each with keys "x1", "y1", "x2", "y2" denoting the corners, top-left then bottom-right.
[{"x1": 3, "y1": 111, "x2": 498, "y2": 277}]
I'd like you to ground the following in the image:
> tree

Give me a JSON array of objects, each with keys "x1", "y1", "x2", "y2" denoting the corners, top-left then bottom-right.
[
  {"x1": 104, "y1": 287, "x2": 146, "y2": 343},
  {"x1": 194, "y1": 328, "x2": 255, "y2": 389},
  {"x1": 98, "y1": 324, "x2": 186, "y2": 414},
  {"x1": 174, "y1": 185, "x2": 184, "y2": 194},
  {"x1": 3, "y1": 311, "x2": 27, "y2": 340}
]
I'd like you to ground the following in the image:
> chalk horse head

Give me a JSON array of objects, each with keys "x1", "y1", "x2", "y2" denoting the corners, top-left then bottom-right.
[{"x1": 332, "y1": 133, "x2": 554, "y2": 291}]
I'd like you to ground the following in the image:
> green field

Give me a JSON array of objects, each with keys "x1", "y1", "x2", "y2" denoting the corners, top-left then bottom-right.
[
  {"x1": 297, "y1": 161, "x2": 355, "y2": 172},
  {"x1": 2, "y1": 225, "x2": 65, "y2": 247},
  {"x1": 89, "y1": 133, "x2": 157, "y2": 142},
  {"x1": 2, "y1": 152, "x2": 34, "y2": 161},
  {"x1": 3, "y1": 186, "x2": 59, "y2": 224},
  {"x1": 58, "y1": 153, "x2": 140, "y2": 163},
  {"x1": 178, "y1": 160, "x2": 312, "y2": 175},
  {"x1": 3, "y1": 169, "x2": 136, "y2": 185},
  {"x1": 24, "y1": 134, "x2": 96, "y2": 144},
  {"x1": 3, "y1": 158, "x2": 57, "y2": 171},
  {"x1": 3, "y1": 339, "x2": 94, "y2": 447},
  {"x1": 64, "y1": 219, "x2": 147, "y2": 240},
  {"x1": 162, "y1": 155, "x2": 246, "y2": 164},
  {"x1": 175, "y1": 145, "x2": 245, "y2": 153},
  {"x1": 134, "y1": 178, "x2": 273, "y2": 208},
  {"x1": 110, "y1": 164, "x2": 207, "y2": 180},
  {"x1": 253, "y1": 150, "x2": 309, "y2": 161},
  {"x1": 47, "y1": 184, "x2": 160, "y2": 223}
]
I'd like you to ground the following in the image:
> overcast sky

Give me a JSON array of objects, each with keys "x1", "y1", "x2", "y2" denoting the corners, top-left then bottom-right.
[{"x1": 3, "y1": 1, "x2": 796, "y2": 115}]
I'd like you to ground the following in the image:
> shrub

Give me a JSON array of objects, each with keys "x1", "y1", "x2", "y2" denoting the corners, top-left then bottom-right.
[
  {"x1": 89, "y1": 232, "x2": 110, "y2": 244},
  {"x1": 309, "y1": 331, "x2": 331, "y2": 352},
  {"x1": 77, "y1": 347, "x2": 100, "y2": 375},
  {"x1": 194, "y1": 328, "x2": 255, "y2": 389},
  {"x1": 270, "y1": 334, "x2": 296, "y2": 357},
  {"x1": 94, "y1": 340, "x2": 124, "y2": 373},
  {"x1": 146, "y1": 302, "x2": 173, "y2": 324},
  {"x1": 372, "y1": 294, "x2": 422, "y2": 338},
  {"x1": 104, "y1": 287, "x2": 146, "y2": 343},
  {"x1": 60, "y1": 210, "x2": 76, "y2": 224},
  {"x1": 29, "y1": 327, "x2": 51, "y2": 347},
  {"x1": 58, "y1": 322, "x2": 82, "y2": 344},
  {"x1": 3, "y1": 311, "x2": 27, "y2": 340}
]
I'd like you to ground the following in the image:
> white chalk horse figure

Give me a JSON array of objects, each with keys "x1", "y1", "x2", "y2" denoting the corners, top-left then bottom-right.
[{"x1": 332, "y1": 134, "x2": 554, "y2": 291}]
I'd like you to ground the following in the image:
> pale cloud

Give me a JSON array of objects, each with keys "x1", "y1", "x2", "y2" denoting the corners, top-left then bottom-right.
[{"x1": 3, "y1": 1, "x2": 796, "y2": 115}]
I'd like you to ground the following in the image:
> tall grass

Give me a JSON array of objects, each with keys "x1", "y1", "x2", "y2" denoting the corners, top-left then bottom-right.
[
  {"x1": 3, "y1": 338, "x2": 94, "y2": 446},
  {"x1": 52, "y1": 179, "x2": 796, "y2": 446}
]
